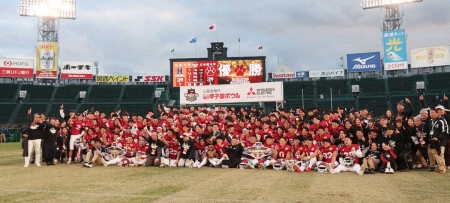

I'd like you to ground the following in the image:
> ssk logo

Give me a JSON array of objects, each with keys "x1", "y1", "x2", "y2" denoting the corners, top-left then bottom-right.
[{"x1": 134, "y1": 76, "x2": 165, "y2": 82}]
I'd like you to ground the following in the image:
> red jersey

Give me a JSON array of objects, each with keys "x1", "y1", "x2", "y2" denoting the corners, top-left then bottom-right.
[
  {"x1": 339, "y1": 144, "x2": 360, "y2": 164},
  {"x1": 167, "y1": 142, "x2": 180, "y2": 159},
  {"x1": 320, "y1": 145, "x2": 338, "y2": 163},
  {"x1": 123, "y1": 142, "x2": 138, "y2": 158},
  {"x1": 137, "y1": 144, "x2": 150, "y2": 160},
  {"x1": 313, "y1": 133, "x2": 331, "y2": 148},
  {"x1": 214, "y1": 143, "x2": 228, "y2": 158},
  {"x1": 291, "y1": 145, "x2": 302, "y2": 161},
  {"x1": 259, "y1": 129, "x2": 274, "y2": 142},
  {"x1": 196, "y1": 144, "x2": 208, "y2": 158},
  {"x1": 302, "y1": 144, "x2": 319, "y2": 157},
  {"x1": 71, "y1": 120, "x2": 85, "y2": 135},
  {"x1": 275, "y1": 144, "x2": 291, "y2": 159}
]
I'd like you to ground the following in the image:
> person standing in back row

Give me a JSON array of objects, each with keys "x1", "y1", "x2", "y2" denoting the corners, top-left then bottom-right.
[{"x1": 429, "y1": 108, "x2": 448, "y2": 174}]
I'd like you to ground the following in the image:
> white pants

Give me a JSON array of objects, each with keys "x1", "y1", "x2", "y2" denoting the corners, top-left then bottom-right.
[
  {"x1": 161, "y1": 157, "x2": 177, "y2": 166},
  {"x1": 334, "y1": 164, "x2": 361, "y2": 174},
  {"x1": 208, "y1": 157, "x2": 224, "y2": 166},
  {"x1": 193, "y1": 158, "x2": 208, "y2": 168},
  {"x1": 69, "y1": 134, "x2": 82, "y2": 150},
  {"x1": 106, "y1": 157, "x2": 123, "y2": 166},
  {"x1": 177, "y1": 158, "x2": 193, "y2": 167},
  {"x1": 25, "y1": 139, "x2": 41, "y2": 166},
  {"x1": 296, "y1": 157, "x2": 317, "y2": 171}
]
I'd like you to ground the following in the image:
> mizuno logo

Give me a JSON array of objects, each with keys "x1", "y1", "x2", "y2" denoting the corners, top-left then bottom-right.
[{"x1": 353, "y1": 55, "x2": 375, "y2": 65}]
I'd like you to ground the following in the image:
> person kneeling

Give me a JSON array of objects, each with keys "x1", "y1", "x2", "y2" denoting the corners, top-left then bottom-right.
[
  {"x1": 379, "y1": 142, "x2": 397, "y2": 174},
  {"x1": 328, "y1": 136, "x2": 365, "y2": 175}
]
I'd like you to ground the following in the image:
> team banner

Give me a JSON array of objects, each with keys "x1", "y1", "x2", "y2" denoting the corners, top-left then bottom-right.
[
  {"x1": 0, "y1": 58, "x2": 34, "y2": 78},
  {"x1": 309, "y1": 70, "x2": 344, "y2": 78},
  {"x1": 134, "y1": 75, "x2": 166, "y2": 82},
  {"x1": 95, "y1": 75, "x2": 131, "y2": 83},
  {"x1": 36, "y1": 41, "x2": 58, "y2": 78},
  {"x1": 61, "y1": 61, "x2": 94, "y2": 79},
  {"x1": 271, "y1": 72, "x2": 296, "y2": 79},
  {"x1": 180, "y1": 81, "x2": 283, "y2": 105},
  {"x1": 346, "y1": 52, "x2": 381, "y2": 72},
  {"x1": 383, "y1": 30, "x2": 408, "y2": 70},
  {"x1": 172, "y1": 60, "x2": 264, "y2": 87},
  {"x1": 411, "y1": 46, "x2": 450, "y2": 68}
]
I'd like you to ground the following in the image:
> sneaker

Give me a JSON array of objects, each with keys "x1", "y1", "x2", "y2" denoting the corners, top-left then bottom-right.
[
  {"x1": 359, "y1": 165, "x2": 367, "y2": 176},
  {"x1": 437, "y1": 169, "x2": 446, "y2": 174},
  {"x1": 222, "y1": 165, "x2": 229, "y2": 169},
  {"x1": 305, "y1": 167, "x2": 311, "y2": 172},
  {"x1": 326, "y1": 163, "x2": 335, "y2": 174},
  {"x1": 160, "y1": 163, "x2": 166, "y2": 168},
  {"x1": 46, "y1": 161, "x2": 51, "y2": 166},
  {"x1": 36, "y1": 163, "x2": 41, "y2": 167},
  {"x1": 87, "y1": 162, "x2": 93, "y2": 168},
  {"x1": 369, "y1": 168, "x2": 375, "y2": 174},
  {"x1": 293, "y1": 164, "x2": 302, "y2": 173},
  {"x1": 222, "y1": 154, "x2": 229, "y2": 160},
  {"x1": 67, "y1": 160, "x2": 72, "y2": 165},
  {"x1": 30, "y1": 160, "x2": 35, "y2": 164},
  {"x1": 416, "y1": 164, "x2": 422, "y2": 169},
  {"x1": 385, "y1": 168, "x2": 390, "y2": 174},
  {"x1": 390, "y1": 168, "x2": 395, "y2": 174},
  {"x1": 24, "y1": 164, "x2": 29, "y2": 168},
  {"x1": 412, "y1": 164, "x2": 417, "y2": 169},
  {"x1": 246, "y1": 163, "x2": 254, "y2": 169},
  {"x1": 259, "y1": 163, "x2": 266, "y2": 170},
  {"x1": 363, "y1": 168, "x2": 370, "y2": 174},
  {"x1": 83, "y1": 162, "x2": 88, "y2": 167}
]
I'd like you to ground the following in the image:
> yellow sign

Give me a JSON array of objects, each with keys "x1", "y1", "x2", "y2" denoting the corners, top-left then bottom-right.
[
  {"x1": 96, "y1": 76, "x2": 130, "y2": 83},
  {"x1": 36, "y1": 41, "x2": 58, "y2": 78}
]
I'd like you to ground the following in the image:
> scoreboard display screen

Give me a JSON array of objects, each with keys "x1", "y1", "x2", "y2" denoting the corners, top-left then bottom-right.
[{"x1": 171, "y1": 59, "x2": 264, "y2": 87}]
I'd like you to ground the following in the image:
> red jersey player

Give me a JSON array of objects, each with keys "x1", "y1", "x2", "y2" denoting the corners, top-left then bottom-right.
[
  {"x1": 318, "y1": 138, "x2": 339, "y2": 171},
  {"x1": 328, "y1": 137, "x2": 364, "y2": 175}
]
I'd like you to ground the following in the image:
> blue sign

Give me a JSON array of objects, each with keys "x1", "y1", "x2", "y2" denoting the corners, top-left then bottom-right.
[
  {"x1": 383, "y1": 29, "x2": 408, "y2": 70},
  {"x1": 296, "y1": 71, "x2": 307, "y2": 78},
  {"x1": 347, "y1": 52, "x2": 381, "y2": 72}
]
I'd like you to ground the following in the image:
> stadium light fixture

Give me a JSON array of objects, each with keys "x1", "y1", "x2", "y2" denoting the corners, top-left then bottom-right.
[
  {"x1": 362, "y1": 0, "x2": 423, "y2": 9},
  {"x1": 19, "y1": 0, "x2": 76, "y2": 19}
]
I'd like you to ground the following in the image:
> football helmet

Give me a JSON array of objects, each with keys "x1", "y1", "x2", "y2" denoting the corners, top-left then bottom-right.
[
  {"x1": 317, "y1": 162, "x2": 328, "y2": 173},
  {"x1": 300, "y1": 159, "x2": 310, "y2": 167},
  {"x1": 119, "y1": 158, "x2": 131, "y2": 167},
  {"x1": 74, "y1": 138, "x2": 82, "y2": 147},
  {"x1": 343, "y1": 155, "x2": 355, "y2": 166},
  {"x1": 273, "y1": 161, "x2": 283, "y2": 171},
  {"x1": 239, "y1": 159, "x2": 248, "y2": 169}
]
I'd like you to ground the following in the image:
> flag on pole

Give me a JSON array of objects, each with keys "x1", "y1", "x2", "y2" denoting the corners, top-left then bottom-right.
[
  {"x1": 190, "y1": 37, "x2": 196, "y2": 43},
  {"x1": 208, "y1": 23, "x2": 217, "y2": 31},
  {"x1": 171, "y1": 49, "x2": 174, "y2": 52},
  {"x1": 258, "y1": 46, "x2": 263, "y2": 50}
]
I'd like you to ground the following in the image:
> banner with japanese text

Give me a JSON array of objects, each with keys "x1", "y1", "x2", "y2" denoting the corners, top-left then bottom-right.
[
  {"x1": 36, "y1": 41, "x2": 58, "y2": 78},
  {"x1": 383, "y1": 30, "x2": 408, "y2": 70}
]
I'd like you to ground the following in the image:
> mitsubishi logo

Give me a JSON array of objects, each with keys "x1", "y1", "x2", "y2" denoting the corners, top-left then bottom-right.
[{"x1": 247, "y1": 87, "x2": 256, "y2": 95}]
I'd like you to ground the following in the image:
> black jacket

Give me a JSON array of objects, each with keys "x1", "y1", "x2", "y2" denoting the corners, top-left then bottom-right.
[
  {"x1": 179, "y1": 139, "x2": 195, "y2": 160},
  {"x1": 429, "y1": 116, "x2": 448, "y2": 148},
  {"x1": 43, "y1": 124, "x2": 59, "y2": 144},
  {"x1": 383, "y1": 133, "x2": 406, "y2": 154},
  {"x1": 225, "y1": 143, "x2": 244, "y2": 160}
]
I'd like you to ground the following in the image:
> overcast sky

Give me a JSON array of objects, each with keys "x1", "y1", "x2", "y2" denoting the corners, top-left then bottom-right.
[{"x1": 0, "y1": 0, "x2": 449, "y2": 76}]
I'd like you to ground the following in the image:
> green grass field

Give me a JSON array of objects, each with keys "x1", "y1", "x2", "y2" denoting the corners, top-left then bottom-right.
[{"x1": 1, "y1": 142, "x2": 450, "y2": 203}]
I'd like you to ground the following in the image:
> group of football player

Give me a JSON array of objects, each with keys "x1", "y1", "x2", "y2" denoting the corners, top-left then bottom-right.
[{"x1": 21, "y1": 96, "x2": 449, "y2": 174}]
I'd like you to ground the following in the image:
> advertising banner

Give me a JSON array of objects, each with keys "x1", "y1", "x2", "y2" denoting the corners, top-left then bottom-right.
[
  {"x1": 383, "y1": 30, "x2": 408, "y2": 70},
  {"x1": 309, "y1": 70, "x2": 345, "y2": 78},
  {"x1": 0, "y1": 58, "x2": 34, "y2": 78},
  {"x1": 347, "y1": 52, "x2": 381, "y2": 72},
  {"x1": 271, "y1": 72, "x2": 296, "y2": 79},
  {"x1": 296, "y1": 71, "x2": 307, "y2": 78},
  {"x1": 172, "y1": 59, "x2": 264, "y2": 87},
  {"x1": 411, "y1": 46, "x2": 450, "y2": 68},
  {"x1": 180, "y1": 82, "x2": 283, "y2": 105},
  {"x1": 36, "y1": 41, "x2": 58, "y2": 78},
  {"x1": 134, "y1": 75, "x2": 166, "y2": 82},
  {"x1": 95, "y1": 75, "x2": 130, "y2": 83},
  {"x1": 61, "y1": 61, "x2": 94, "y2": 79}
]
